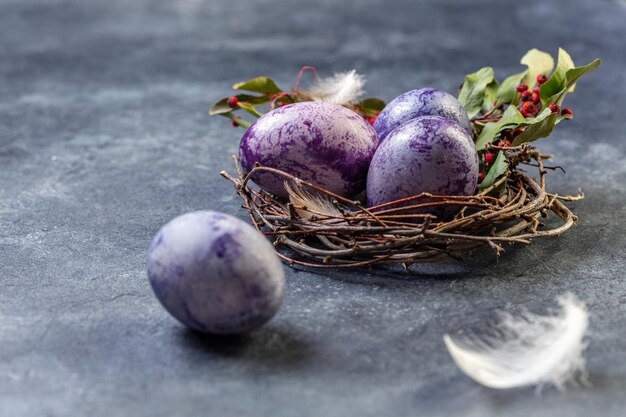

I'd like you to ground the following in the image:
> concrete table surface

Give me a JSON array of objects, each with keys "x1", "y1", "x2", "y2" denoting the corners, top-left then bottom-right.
[{"x1": 1, "y1": 0, "x2": 625, "y2": 416}]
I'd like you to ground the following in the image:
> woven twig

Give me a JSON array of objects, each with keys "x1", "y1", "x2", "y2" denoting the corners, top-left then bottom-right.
[{"x1": 220, "y1": 145, "x2": 581, "y2": 268}]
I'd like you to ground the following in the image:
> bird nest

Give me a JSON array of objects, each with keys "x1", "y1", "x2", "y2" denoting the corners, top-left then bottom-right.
[{"x1": 220, "y1": 145, "x2": 582, "y2": 268}]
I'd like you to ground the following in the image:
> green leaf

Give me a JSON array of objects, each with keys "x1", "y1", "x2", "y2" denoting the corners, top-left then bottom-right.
[
  {"x1": 233, "y1": 77, "x2": 282, "y2": 95},
  {"x1": 237, "y1": 101, "x2": 264, "y2": 118},
  {"x1": 210, "y1": 98, "x2": 234, "y2": 116},
  {"x1": 479, "y1": 151, "x2": 508, "y2": 190},
  {"x1": 209, "y1": 94, "x2": 272, "y2": 115},
  {"x1": 358, "y1": 97, "x2": 386, "y2": 116},
  {"x1": 482, "y1": 79, "x2": 499, "y2": 113},
  {"x1": 495, "y1": 70, "x2": 527, "y2": 106},
  {"x1": 475, "y1": 105, "x2": 525, "y2": 150},
  {"x1": 520, "y1": 48, "x2": 554, "y2": 87},
  {"x1": 543, "y1": 58, "x2": 602, "y2": 105},
  {"x1": 540, "y1": 48, "x2": 575, "y2": 101},
  {"x1": 562, "y1": 58, "x2": 602, "y2": 93},
  {"x1": 458, "y1": 67, "x2": 495, "y2": 119},
  {"x1": 512, "y1": 108, "x2": 559, "y2": 145}
]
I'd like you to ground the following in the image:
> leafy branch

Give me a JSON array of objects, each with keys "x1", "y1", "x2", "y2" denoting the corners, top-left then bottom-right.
[
  {"x1": 209, "y1": 49, "x2": 601, "y2": 194},
  {"x1": 209, "y1": 69, "x2": 386, "y2": 128},
  {"x1": 459, "y1": 47, "x2": 601, "y2": 190}
]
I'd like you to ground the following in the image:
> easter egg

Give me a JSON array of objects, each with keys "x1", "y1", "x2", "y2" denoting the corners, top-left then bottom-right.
[
  {"x1": 147, "y1": 211, "x2": 285, "y2": 334},
  {"x1": 239, "y1": 101, "x2": 380, "y2": 199},
  {"x1": 367, "y1": 116, "x2": 478, "y2": 217},
  {"x1": 373, "y1": 88, "x2": 472, "y2": 142}
]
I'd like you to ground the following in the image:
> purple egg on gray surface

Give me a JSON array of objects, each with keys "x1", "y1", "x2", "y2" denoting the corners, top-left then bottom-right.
[
  {"x1": 239, "y1": 101, "x2": 380, "y2": 199},
  {"x1": 373, "y1": 88, "x2": 472, "y2": 141},
  {"x1": 367, "y1": 116, "x2": 478, "y2": 217},
  {"x1": 147, "y1": 211, "x2": 285, "y2": 334}
]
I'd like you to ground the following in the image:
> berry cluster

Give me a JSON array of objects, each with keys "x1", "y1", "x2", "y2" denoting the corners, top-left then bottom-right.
[
  {"x1": 515, "y1": 75, "x2": 572, "y2": 119},
  {"x1": 477, "y1": 74, "x2": 578, "y2": 183},
  {"x1": 516, "y1": 74, "x2": 544, "y2": 117}
]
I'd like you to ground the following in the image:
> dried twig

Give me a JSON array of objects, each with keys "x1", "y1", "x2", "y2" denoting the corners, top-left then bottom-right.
[{"x1": 219, "y1": 146, "x2": 581, "y2": 268}]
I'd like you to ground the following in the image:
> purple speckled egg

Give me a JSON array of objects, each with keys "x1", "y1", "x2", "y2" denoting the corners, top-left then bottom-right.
[
  {"x1": 239, "y1": 102, "x2": 380, "y2": 199},
  {"x1": 373, "y1": 88, "x2": 472, "y2": 141},
  {"x1": 367, "y1": 116, "x2": 478, "y2": 217},
  {"x1": 147, "y1": 211, "x2": 285, "y2": 334}
]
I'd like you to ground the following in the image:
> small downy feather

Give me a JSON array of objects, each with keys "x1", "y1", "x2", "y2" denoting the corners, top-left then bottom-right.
[
  {"x1": 303, "y1": 70, "x2": 365, "y2": 106},
  {"x1": 284, "y1": 181, "x2": 344, "y2": 223},
  {"x1": 444, "y1": 293, "x2": 589, "y2": 391}
]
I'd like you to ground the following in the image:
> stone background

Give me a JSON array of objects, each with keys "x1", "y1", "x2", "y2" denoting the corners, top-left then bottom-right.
[{"x1": 1, "y1": 0, "x2": 625, "y2": 416}]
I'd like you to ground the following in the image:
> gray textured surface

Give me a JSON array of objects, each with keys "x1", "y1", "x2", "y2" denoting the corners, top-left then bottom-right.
[{"x1": 1, "y1": 0, "x2": 625, "y2": 416}]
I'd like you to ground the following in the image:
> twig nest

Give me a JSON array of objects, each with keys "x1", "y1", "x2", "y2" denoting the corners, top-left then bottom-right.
[
  {"x1": 366, "y1": 116, "x2": 478, "y2": 217},
  {"x1": 239, "y1": 101, "x2": 379, "y2": 199},
  {"x1": 222, "y1": 147, "x2": 580, "y2": 267},
  {"x1": 147, "y1": 211, "x2": 285, "y2": 334}
]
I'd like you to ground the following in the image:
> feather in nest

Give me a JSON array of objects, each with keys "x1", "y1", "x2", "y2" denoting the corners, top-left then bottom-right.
[
  {"x1": 284, "y1": 181, "x2": 345, "y2": 223},
  {"x1": 444, "y1": 292, "x2": 589, "y2": 391},
  {"x1": 302, "y1": 70, "x2": 365, "y2": 106}
]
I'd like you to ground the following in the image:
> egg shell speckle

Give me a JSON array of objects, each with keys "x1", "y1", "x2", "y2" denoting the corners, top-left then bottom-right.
[
  {"x1": 147, "y1": 211, "x2": 285, "y2": 334},
  {"x1": 373, "y1": 88, "x2": 472, "y2": 141},
  {"x1": 367, "y1": 116, "x2": 479, "y2": 216},
  {"x1": 239, "y1": 101, "x2": 380, "y2": 199}
]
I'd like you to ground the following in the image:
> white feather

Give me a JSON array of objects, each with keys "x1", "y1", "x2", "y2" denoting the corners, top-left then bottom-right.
[
  {"x1": 444, "y1": 293, "x2": 589, "y2": 390},
  {"x1": 284, "y1": 181, "x2": 344, "y2": 223},
  {"x1": 304, "y1": 70, "x2": 365, "y2": 106}
]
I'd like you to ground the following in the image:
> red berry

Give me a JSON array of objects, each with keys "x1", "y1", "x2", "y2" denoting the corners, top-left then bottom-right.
[
  {"x1": 549, "y1": 103, "x2": 560, "y2": 113},
  {"x1": 512, "y1": 127, "x2": 524, "y2": 137},
  {"x1": 227, "y1": 96, "x2": 239, "y2": 108},
  {"x1": 520, "y1": 109, "x2": 529, "y2": 118},
  {"x1": 536, "y1": 74, "x2": 548, "y2": 85},
  {"x1": 561, "y1": 108, "x2": 573, "y2": 117},
  {"x1": 485, "y1": 152, "x2": 496, "y2": 164},
  {"x1": 520, "y1": 91, "x2": 532, "y2": 102},
  {"x1": 522, "y1": 101, "x2": 536, "y2": 113},
  {"x1": 498, "y1": 140, "x2": 512, "y2": 148},
  {"x1": 532, "y1": 93, "x2": 541, "y2": 104},
  {"x1": 516, "y1": 83, "x2": 528, "y2": 92},
  {"x1": 478, "y1": 173, "x2": 485, "y2": 183},
  {"x1": 533, "y1": 87, "x2": 541, "y2": 94},
  {"x1": 231, "y1": 120, "x2": 238, "y2": 127}
]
